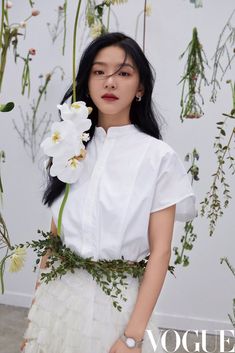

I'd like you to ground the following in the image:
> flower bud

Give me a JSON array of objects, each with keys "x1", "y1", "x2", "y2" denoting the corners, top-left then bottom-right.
[
  {"x1": 32, "y1": 9, "x2": 40, "y2": 16},
  {"x1": 45, "y1": 73, "x2": 52, "y2": 81},
  {"x1": 6, "y1": 1, "x2": 13, "y2": 9},
  {"x1": 29, "y1": 48, "x2": 36, "y2": 55},
  {"x1": 19, "y1": 21, "x2": 27, "y2": 28}
]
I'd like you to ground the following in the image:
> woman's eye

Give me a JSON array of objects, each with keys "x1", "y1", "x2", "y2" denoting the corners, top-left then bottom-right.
[
  {"x1": 94, "y1": 70, "x2": 104, "y2": 75},
  {"x1": 119, "y1": 72, "x2": 130, "y2": 77}
]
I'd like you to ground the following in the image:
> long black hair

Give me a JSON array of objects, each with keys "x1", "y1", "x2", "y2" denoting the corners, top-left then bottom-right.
[{"x1": 42, "y1": 32, "x2": 165, "y2": 207}]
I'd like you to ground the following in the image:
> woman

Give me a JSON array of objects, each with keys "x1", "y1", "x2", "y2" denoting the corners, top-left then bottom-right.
[{"x1": 21, "y1": 32, "x2": 197, "y2": 353}]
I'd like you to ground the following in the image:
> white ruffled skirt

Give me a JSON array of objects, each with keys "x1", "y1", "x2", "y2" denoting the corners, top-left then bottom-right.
[{"x1": 22, "y1": 267, "x2": 164, "y2": 353}]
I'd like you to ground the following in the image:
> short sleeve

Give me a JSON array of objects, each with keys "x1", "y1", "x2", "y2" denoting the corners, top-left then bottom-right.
[{"x1": 150, "y1": 149, "x2": 198, "y2": 222}]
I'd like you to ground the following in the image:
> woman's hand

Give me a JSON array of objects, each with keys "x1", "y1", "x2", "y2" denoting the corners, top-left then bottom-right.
[
  {"x1": 109, "y1": 338, "x2": 142, "y2": 353},
  {"x1": 20, "y1": 338, "x2": 28, "y2": 352}
]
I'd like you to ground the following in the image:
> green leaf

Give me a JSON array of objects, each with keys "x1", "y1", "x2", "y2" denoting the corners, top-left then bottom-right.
[{"x1": 0, "y1": 102, "x2": 15, "y2": 112}]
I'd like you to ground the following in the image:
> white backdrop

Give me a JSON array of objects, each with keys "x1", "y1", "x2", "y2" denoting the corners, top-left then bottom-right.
[{"x1": 0, "y1": 0, "x2": 235, "y2": 332}]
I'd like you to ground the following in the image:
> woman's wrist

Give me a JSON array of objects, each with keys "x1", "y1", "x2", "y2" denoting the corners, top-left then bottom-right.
[
  {"x1": 124, "y1": 327, "x2": 145, "y2": 341},
  {"x1": 35, "y1": 280, "x2": 41, "y2": 290}
]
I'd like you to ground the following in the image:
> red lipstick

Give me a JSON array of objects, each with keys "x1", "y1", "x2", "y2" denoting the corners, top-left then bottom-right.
[{"x1": 101, "y1": 93, "x2": 119, "y2": 101}]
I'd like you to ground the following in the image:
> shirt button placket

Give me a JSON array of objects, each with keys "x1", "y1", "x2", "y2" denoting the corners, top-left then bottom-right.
[{"x1": 81, "y1": 135, "x2": 114, "y2": 259}]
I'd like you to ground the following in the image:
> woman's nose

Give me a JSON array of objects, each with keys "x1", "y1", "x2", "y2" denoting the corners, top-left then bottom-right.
[{"x1": 104, "y1": 75, "x2": 117, "y2": 89}]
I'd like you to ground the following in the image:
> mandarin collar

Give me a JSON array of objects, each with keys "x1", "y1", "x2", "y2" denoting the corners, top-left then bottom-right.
[{"x1": 94, "y1": 124, "x2": 138, "y2": 138}]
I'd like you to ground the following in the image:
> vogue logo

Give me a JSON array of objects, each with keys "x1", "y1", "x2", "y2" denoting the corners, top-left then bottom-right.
[{"x1": 146, "y1": 329, "x2": 235, "y2": 352}]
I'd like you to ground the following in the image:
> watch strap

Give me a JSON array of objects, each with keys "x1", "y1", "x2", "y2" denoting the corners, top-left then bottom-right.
[{"x1": 121, "y1": 332, "x2": 144, "y2": 348}]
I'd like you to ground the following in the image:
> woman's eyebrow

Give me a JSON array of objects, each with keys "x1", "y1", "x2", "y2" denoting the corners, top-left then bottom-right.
[{"x1": 92, "y1": 61, "x2": 135, "y2": 70}]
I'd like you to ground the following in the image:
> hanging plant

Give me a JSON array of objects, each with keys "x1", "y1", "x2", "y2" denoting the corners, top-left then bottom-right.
[
  {"x1": 14, "y1": 48, "x2": 36, "y2": 97},
  {"x1": 134, "y1": 1, "x2": 152, "y2": 52},
  {"x1": 173, "y1": 149, "x2": 199, "y2": 266},
  {"x1": 47, "y1": 2, "x2": 68, "y2": 56},
  {"x1": 0, "y1": 102, "x2": 14, "y2": 199},
  {"x1": 86, "y1": 0, "x2": 109, "y2": 38},
  {"x1": 178, "y1": 27, "x2": 209, "y2": 122},
  {"x1": 12, "y1": 67, "x2": 65, "y2": 162},
  {"x1": 200, "y1": 82, "x2": 235, "y2": 236},
  {"x1": 220, "y1": 257, "x2": 235, "y2": 328},
  {"x1": 188, "y1": 0, "x2": 203, "y2": 8},
  {"x1": 0, "y1": 1, "x2": 40, "y2": 92},
  {"x1": 210, "y1": 9, "x2": 235, "y2": 103}
]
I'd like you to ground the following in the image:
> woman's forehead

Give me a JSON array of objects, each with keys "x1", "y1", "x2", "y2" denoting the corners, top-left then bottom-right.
[{"x1": 92, "y1": 46, "x2": 136, "y2": 69}]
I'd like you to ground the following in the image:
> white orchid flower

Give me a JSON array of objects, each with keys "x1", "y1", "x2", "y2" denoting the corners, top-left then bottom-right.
[
  {"x1": 9, "y1": 246, "x2": 27, "y2": 272},
  {"x1": 40, "y1": 101, "x2": 92, "y2": 183},
  {"x1": 50, "y1": 148, "x2": 87, "y2": 183},
  {"x1": 57, "y1": 101, "x2": 92, "y2": 130},
  {"x1": 40, "y1": 120, "x2": 79, "y2": 158}
]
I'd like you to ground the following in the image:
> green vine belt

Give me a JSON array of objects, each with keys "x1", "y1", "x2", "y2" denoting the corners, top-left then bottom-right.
[{"x1": 22, "y1": 230, "x2": 174, "y2": 312}]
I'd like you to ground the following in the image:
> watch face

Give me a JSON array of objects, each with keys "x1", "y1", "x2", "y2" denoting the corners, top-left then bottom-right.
[{"x1": 126, "y1": 337, "x2": 135, "y2": 348}]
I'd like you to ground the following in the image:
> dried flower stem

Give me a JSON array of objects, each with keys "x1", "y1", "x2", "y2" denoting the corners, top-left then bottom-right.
[
  {"x1": 200, "y1": 116, "x2": 235, "y2": 236},
  {"x1": 47, "y1": 7, "x2": 64, "y2": 44},
  {"x1": 0, "y1": 0, "x2": 5, "y2": 49},
  {"x1": 210, "y1": 9, "x2": 235, "y2": 103},
  {"x1": 178, "y1": 27, "x2": 209, "y2": 122},
  {"x1": 0, "y1": 212, "x2": 12, "y2": 249},
  {"x1": 62, "y1": 0, "x2": 67, "y2": 55},
  {"x1": 0, "y1": 211, "x2": 14, "y2": 294},
  {"x1": 220, "y1": 257, "x2": 235, "y2": 277},
  {"x1": 134, "y1": 3, "x2": 147, "y2": 46},
  {"x1": 173, "y1": 149, "x2": 199, "y2": 266},
  {"x1": 0, "y1": 150, "x2": 5, "y2": 200},
  {"x1": 19, "y1": 52, "x2": 34, "y2": 97},
  {"x1": 14, "y1": 66, "x2": 64, "y2": 162},
  {"x1": 28, "y1": 0, "x2": 35, "y2": 7},
  {"x1": 220, "y1": 257, "x2": 235, "y2": 327},
  {"x1": 0, "y1": 26, "x2": 18, "y2": 92}
]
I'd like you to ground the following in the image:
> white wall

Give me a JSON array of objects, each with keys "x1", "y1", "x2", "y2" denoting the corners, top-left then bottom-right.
[{"x1": 0, "y1": 0, "x2": 235, "y2": 333}]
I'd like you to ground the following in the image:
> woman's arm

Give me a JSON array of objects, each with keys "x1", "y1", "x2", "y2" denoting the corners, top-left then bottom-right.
[
  {"x1": 34, "y1": 217, "x2": 58, "y2": 290},
  {"x1": 124, "y1": 204, "x2": 176, "y2": 340}
]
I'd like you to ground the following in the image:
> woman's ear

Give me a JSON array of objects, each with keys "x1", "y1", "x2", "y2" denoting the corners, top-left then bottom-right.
[{"x1": 136, "y1": 84, "x2": 144, "y2": 97}]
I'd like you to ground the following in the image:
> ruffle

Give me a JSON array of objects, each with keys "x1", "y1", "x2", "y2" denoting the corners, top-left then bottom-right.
[{"x1": 22, "y1": 268, "x2": 164, "y2": 353}]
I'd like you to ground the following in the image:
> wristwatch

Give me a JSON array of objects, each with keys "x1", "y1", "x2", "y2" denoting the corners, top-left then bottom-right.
[{"x1": 120, "y1": 332, "x2": 144, "y2": 349}]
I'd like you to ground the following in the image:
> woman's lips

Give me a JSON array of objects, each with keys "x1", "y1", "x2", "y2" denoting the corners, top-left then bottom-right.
[
  {"x1": 101, "y1": 93, "x2": 119, "y2": 101},
  {"x1": 102, "y1": 97, "x2": 119, "y2": 101}
]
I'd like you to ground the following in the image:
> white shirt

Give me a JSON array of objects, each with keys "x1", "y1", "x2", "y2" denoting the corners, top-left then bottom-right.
[{"x1": 50, "y1": 124, "x2": 198, "y2": 262}]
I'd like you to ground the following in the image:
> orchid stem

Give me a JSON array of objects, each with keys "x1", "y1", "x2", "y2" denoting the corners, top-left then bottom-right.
[
  {"x1": 57, "y1": 183, "x2": 70, "y2": 236},
  {"x1": 72, "y1": 0, "x2": 82, "y2": 103}
]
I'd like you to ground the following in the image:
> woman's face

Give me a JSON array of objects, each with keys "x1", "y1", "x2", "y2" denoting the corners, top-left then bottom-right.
[{"x1": 88, "y1": 45, "x2": 144, "y2": 122}]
